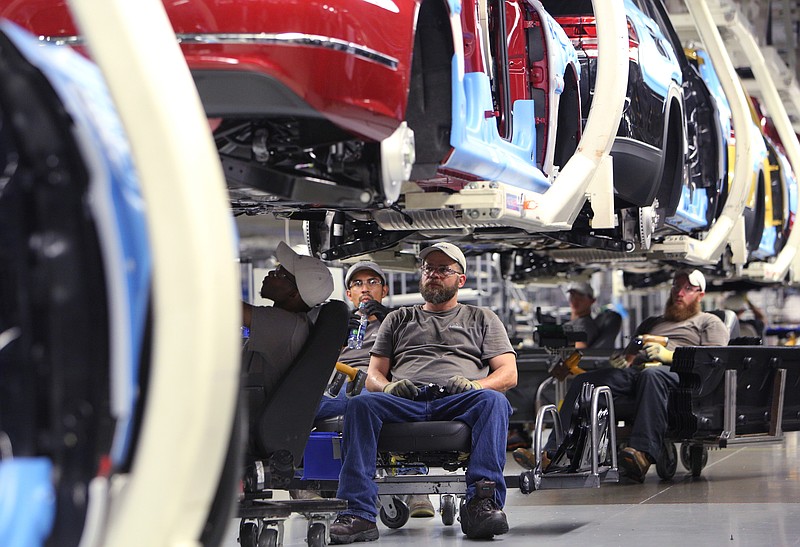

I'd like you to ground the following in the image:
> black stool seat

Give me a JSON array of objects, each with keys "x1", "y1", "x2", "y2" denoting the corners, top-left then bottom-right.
[
  {"x1": 312, "y1": 418, "x2": 472, "y2": 453},
  {"x1": 379, "y1": 421, "x2": 471, "y2": 452}
]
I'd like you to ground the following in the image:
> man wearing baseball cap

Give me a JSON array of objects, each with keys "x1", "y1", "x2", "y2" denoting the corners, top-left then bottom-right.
[
  {"x1": 330, "y1": 242, "x2": 518, "y2": 543},
  {"x1": 242, "y1": 241, "x2": 334, "y2": 396},
  {"x1": 565, "y1": 281, "x2": 599, "y2": 349},
  {"x1": 301, "y1": 260, "x2": 435, "y2": 516},
  {"x1": 515, "y1": 269, "x2": 729, "y2": 483},
  {"x1": 317, "y1": 260, "x2": 391, "y2": 422}
]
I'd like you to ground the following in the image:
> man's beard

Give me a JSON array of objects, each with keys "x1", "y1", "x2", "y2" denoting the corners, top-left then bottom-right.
[
  {"x1": 663, "y1": 295, "x2": 701, "y2": 322},
  {"x1": 420, "y1": 280, "x2": 458, "y2": 304}
]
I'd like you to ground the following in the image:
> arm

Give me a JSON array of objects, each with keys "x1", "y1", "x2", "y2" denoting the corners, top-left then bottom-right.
[
  {"x1": 365, "y1": 354, "x2": 393, "y2": 392},
  {"x1": 475, "y1": 352, "x2": 517, "y2": 392}
]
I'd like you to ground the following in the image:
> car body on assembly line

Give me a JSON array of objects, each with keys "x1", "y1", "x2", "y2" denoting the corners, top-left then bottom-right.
[{"x1": 3, "y1": 0, "x2": 595, "y2": 262}]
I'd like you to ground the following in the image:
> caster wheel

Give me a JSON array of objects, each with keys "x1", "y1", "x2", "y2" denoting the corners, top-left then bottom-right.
[
  {"x1": 239, "y1": 521, "x2": 259, "y2": 547},
  {"x1": 379, "y1": 496, "x2": 410, "y2": 529},
  {"x1": 655, "y1": 441, "x2": 677, "y2": 480},
  {"x1": 258, "y1": 527, "x2": 278, "y2": 547},
  {"x1": 440, "y1": 495, "x2": 456, "y2": 526},
  {"x1": 680, "y1": 443, "x2": 708, "y2": 476},
  {"x1": 679, "y1": 443, "x2": 691, "y2": 470},
  {"x1": 689, "y1": 445, "x2": 708, "y2": 477},
  {"x1": 307, "y1": 522, "x2": 327, "y2": 547},
  {"x1": 519, "y1": 470, "x2": 539, "y2": 494}
]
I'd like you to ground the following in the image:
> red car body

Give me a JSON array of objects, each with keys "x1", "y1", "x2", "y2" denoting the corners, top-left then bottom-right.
[{"x1": 4, "y1": 0, "x2": 584, "y2": 260}]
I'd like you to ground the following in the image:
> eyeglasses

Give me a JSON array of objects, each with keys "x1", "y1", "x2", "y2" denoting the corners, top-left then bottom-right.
[
  {"x1": 348, "y1": 278, "x2": 384, "y2": 289},
  {"x1": 420, "y1": 264, "x2": 463, "y2": 277},
  {"x1": 671, "y1": 283, "x2": 701, "y2": 294}
]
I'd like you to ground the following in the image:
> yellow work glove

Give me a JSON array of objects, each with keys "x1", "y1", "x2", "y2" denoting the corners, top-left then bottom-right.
[
  {"x1": 445, "y1": 375, "x2": 483, "y2": 394},
  {"x1": 609, "y1": 353, "x2": 628, "y2": 369},
  {"x1": 643, "y1": 342, "x2": 674, "y2": 364},
  {"x1": 383, "y1": 379, "x2": 418, "y2": 399}
]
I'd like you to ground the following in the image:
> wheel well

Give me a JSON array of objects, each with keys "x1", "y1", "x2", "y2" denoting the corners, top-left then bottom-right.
[
  {"x1": 553, "y1": 65, "x2": 581, "y2": 171},
  {"x1": 655, "y1": 94, "x2": 686, "y2": 218},
  {"x1": 406, "y1": 0, "x2": 454, "y2": 180}
]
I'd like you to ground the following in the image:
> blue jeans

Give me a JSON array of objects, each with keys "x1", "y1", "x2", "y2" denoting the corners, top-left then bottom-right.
[
  {"x1": 316, "y1": 388, "x2": 348, "y2": 420},
  {"x1": 336, "y1": 389, "x2": 512, "y2": 522}
]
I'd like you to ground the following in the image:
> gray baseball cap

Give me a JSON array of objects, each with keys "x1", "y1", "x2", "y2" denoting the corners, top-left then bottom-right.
[
  {"x1": 566, "y1": 281, "x2": 595, "y2": 298},
  {"x1": 344, "y1": 261, "x2": 387, "y2": 286},
  {"x1": 418, "y1": 242, "x2": 467, "y2": 273}
]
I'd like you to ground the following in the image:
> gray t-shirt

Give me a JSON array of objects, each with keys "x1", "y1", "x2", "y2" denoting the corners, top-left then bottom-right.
[
  {"x1": 371, "y1": 303, "x2": 516, "y2": 385},
  {"x1": 338, "y1": 315, "x2": 381, "y2": 371},
  {"x1": 632, "y1": 312, "x2": 729, "y2": 366},
  {"x1": 242, "y1": 306, "x2": 312, "y2": 395}
]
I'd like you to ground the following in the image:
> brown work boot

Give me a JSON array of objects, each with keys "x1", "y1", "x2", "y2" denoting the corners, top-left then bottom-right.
[
  {"x1": 512, "y1": 447, "x2": 550, "y2": 471},
  {"x1": 619, "y1": 446, "x2": 651, "y2": 483},
  {"x1": 406, "y1": 494, "x2": 435, "y2": 518},
  {"x1": 289, "y1": 489, "x2": 323, "y2": 500},
  {"x1": 459, "y1": 496, "x2": 509, "y2": 539},
  {"x1": 329, "y1": 514, "x2": 379, "y2": 544}
]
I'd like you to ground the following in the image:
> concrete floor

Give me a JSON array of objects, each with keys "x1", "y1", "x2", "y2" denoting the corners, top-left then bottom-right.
[{"x1": 224, "y1": 431, "x2": 800, "y2": 546}]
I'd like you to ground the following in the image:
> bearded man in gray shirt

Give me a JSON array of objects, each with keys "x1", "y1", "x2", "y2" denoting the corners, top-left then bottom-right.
[
  {"x1": 514, "y1": 269, "x2": 729, "y2": 483},
  {"x1": 329, "y1": 242, "x2": 518, "y2": 544}
]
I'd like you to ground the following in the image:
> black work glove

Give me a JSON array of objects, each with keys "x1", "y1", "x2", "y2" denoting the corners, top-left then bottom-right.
[
  {"x1": 361, "y1": 299, "x2": 391, "y2": 322},
  {"x1": 343, "y1": 313, "x2": 362, "y2": 346},
  {"x1": 347, "y1": 313, "x2": 362, "y2": 332}
]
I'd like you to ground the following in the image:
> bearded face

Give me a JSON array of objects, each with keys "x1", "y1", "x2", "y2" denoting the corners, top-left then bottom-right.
[
  {"x1": 420, "y1": 277, "x2": 459, "y2": 304},
  {"x1": 663, "y1": 293, "x2": 702, "y2": 322}
]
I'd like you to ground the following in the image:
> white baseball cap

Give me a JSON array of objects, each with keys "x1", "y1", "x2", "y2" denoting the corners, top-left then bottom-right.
[
  {"x1": 676, "y1": 268, "x2": 706, "y2": 292},
  {"x1": 419, "y1": 242, "x2": 467, "y2": 274},
  {"x1": 276, "y1": 241, "x2": 334, "y2": 307}
]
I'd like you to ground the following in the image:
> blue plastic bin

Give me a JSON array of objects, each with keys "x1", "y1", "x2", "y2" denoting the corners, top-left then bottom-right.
[{"x1": 302, "y1": 432, "x2": 343, "y2": 480}]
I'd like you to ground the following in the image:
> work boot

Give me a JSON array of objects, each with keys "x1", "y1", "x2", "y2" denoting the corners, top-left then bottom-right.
[
  {"x1": 459, "y1": 496, "x2": 509, "y2": 539},
  {"x1": 619, "y1": 446, "x2": 652, "y2": 483},
  {"x1": 506, "y1": 427, "x2": 531, "y2": 451},
  {"x1": 289, "y1": 489, "x2": 323, "y2": 500},
  {"x1": 406, "y1": 494, "x2": 435, "y2": 518},
  {"x1": 329, "y1": 514, "x2": 379, "y2": 544},
  {"x1": 512, "y1": 447, "x2": 551, "y2": 471}
]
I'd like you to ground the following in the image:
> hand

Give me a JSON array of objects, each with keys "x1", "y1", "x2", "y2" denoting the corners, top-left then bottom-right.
[
  {"x1": 643, "y1": 343, "x2": 674, "y2": 364},
  {"x1": 361, "y1": 299, "x2": 391, "y2": 321},
  {"x1": 383, "y1": 379, "x2": 418, "y2": 399},
  {"x1": 609, "y1": 353, "x2": 628, "y2": 369},
  {"x1": 347, "y1": 314, "x2": 362, "y2": 332},
  {"x1": 445, "y1": 375, "x2": 482, "y2": 394}
]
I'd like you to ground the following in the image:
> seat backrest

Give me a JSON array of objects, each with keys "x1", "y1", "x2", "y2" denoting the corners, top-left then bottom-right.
[
  {"x1": 590, "y1": 309, "x2": 622, "y2": 349},
  {"x1": 250, "y1": 299, "x2": 349, "y2": 465},
  {"x1": 708, "y1": 309, "x2": 740, "y2": 340}
]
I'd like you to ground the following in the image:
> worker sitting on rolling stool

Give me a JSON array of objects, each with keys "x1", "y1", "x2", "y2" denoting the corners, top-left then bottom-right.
[
  {"x1": 330, "y1": 242, "x2": 517, "y2": 543},
  {"x1": 514, "y1": 269, "x2": 729, "y2": 482}
]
